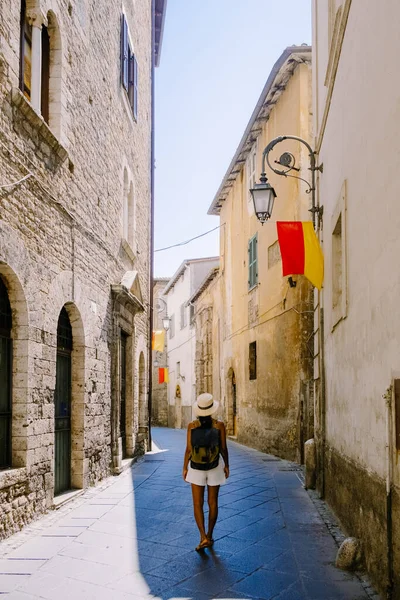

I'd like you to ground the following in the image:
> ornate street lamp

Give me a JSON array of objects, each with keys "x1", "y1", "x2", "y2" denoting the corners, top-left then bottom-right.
[
  {"x1": 162, "y1": 315, "x2": 171, "y2": 331},
  {"x1": 250, "y1": 173, "x2": 277, "y2": 224},
  {"x1": 155, "y1": 297, "x2": 171, "y2": 331},
  {"x1": 250, "y1": 135, "x2": 323, "y2": 229}
]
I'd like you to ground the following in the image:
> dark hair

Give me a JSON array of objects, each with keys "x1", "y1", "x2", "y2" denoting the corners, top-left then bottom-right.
[{"x1": 199, "y1": 415, "x2": 212, "y2": 428}]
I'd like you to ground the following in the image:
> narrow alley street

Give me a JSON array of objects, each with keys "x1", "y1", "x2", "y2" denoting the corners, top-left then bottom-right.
[{"x1": 0, "y1": 429, "x2": 377, "y2": 600}]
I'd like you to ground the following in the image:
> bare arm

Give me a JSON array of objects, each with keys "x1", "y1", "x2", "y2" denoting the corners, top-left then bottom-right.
[
  {"x1": 182, "y1": 423, "x2": 193, "y2": 481},
  {"x1": 219, "y1": 422, "x2": 230, "y2": 479}
]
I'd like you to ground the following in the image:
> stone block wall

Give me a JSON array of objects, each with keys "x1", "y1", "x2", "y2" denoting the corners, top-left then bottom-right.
[{"x1": 0, "y1": 0, "x2": 152, "y2": 538}]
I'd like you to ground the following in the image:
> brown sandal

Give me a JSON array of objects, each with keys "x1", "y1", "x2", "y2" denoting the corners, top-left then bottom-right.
[{"x1": 195, "y1": 538, "x2": 211, "y2": 552}]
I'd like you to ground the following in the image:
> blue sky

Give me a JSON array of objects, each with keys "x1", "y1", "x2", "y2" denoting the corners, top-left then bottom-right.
[{"x1": 154, "y1": 0, "x2": 311, "y2": 278}]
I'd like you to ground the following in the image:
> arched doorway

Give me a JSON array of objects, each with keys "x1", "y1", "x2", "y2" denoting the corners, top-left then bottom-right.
[
  {"x1": 120, "y1": 332, "x2": 128, "y2": 458},
  {"x1": 54, "y1": 307, "x2": 72, "y2": 494},
  {"x1": 175, "y1": 385, "x2": 182, "y2": 429},
  {"x1": 0, "y1": 277, "x2": 12, "y2": 469},
  {"x1": 227, "y1": 368, "x2": 237, "y2": 436},
  {"x1": 138, "y1": 352, "x2": 146, "y2": 432}
]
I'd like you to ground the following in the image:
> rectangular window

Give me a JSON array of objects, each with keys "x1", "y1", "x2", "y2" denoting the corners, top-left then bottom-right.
[
  {"x1": 41, "y1": 26, "x2": 50, "y2": 124},
  {"x1": 177, "y1": 362, "x2": 181, "y2": 378},
  {"x1": 332, "y1": 214, "x2": 342, "y2": 309},
  {"x1": 121, "y1": 14, "x2": 138, "y2": 120},
  {"x1": 189, "y1": 304, "x2": 195, "y2": 325},
  {"x1": 19, "y1": 1, "x2": 32, "y2": 101},
  {"x1": 331, "y1": 181, "x2": 347, "y2": 329},
  {"x1": 248, "y1": 234, "x2": 258, "y2": 289},
  {"x1": 249, "y1": 341, "x2": 257, "y2": 380},
  {"x1": 180, "y1": 303, "x2": 187, "y2": 329},
  {"x1": 169, "y1": 314, "x2": 175, "y2": 339}
]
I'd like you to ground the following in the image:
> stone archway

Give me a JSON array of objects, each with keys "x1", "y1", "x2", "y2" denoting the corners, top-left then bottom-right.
[
  {"x1": 226, "y1": 368, "x2": 237, "y2": 436},
  {"x1": 54, "y1": 302, "x2": 85, "y2": 494},
  {"x1": 0, "y1": 263, "x2": 29, "y2": 470}
]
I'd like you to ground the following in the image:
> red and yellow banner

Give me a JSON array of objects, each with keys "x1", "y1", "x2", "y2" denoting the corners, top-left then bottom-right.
[
  {"x1": 152, "y1": 330, "x2": 165, "y2": 352},
  {"x1": 277, "y1": 221, "x2": 324, "y2": 290},
  {"x1": 158, "y1": 367, "x2": 169, "y2": 384}
]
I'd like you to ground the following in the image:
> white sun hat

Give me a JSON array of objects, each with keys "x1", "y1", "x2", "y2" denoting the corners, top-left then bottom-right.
[{"x1": 194, "y1": 393, "x2": 219, "y2": 417}]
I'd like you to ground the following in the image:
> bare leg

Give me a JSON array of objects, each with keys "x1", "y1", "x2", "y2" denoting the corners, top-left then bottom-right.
[
  {"x1": 207, "y1": 485, "x2": 220, "y2": 541},
  {"x1": 191, "y1": 484, "x2": 208, "y2": 547}
]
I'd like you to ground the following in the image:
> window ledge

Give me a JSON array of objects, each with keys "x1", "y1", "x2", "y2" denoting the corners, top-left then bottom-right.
[
  {"x1": 121, "y1": 238, "x2": 137, "y2": 261},
  {"x1": 11, "y1": 88, "x2": 68, "y2": 163},
  {"x1": 0, "y1": 467, "x2": 27, "y2": 490},
  {"x1": 248, "y1": 283, "x2": 258, "y2": 293}
]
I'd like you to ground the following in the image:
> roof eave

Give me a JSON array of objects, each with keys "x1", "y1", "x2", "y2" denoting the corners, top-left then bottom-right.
[{"x1": 207, "y1": 45, "x2": 311, "y2": 216}]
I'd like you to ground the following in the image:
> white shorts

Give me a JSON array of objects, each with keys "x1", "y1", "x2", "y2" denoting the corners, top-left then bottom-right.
[{"x1": 186, "y1": 460, "x2": 227, "y2": 487}]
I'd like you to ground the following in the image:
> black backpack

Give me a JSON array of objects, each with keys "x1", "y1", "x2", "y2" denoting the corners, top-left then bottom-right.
[{"x1": 190, "y1": 426, "x2": 220, "y2": 471}]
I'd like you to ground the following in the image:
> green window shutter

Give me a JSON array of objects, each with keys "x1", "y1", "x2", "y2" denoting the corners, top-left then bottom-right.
[
  {"x1": 248, "y1": 240, "x2": 251, "y2": 287},
  {"x1": 248, "y1": 235, "x2": 258, "y2": 289}
]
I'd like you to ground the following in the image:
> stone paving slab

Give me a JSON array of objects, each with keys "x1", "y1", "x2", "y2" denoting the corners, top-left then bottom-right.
[{"x1": 0, "y1": 428, "x2": 380, "y2": 600}]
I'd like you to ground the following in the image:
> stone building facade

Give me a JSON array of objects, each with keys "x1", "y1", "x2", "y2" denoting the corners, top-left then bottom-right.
[
  {"x1": 151, "y1": 277, "x2": 169, "y2": 426},
  {"x1": 312, "y1": 1, "x2": 400, "y2": 596},
  {"x1": 0, "y1": 0, "x2": 166, "y2": 538},
  {"x1": 190, "y1": 267, "x2": 220, "y2": 401},
  {"x1": 208, "y1": 47, "x2": 314, "y2": 461}
]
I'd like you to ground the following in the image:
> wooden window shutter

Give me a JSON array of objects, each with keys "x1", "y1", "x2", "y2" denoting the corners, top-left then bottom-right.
[
  {"x1": 133, "y1": 54, "x2": 138, "y2": 120},
  {"x1": 248, "y1": 240, "x2": 251, "y2": 287},
  {"x1": 121, "y1": 15, "x2": 129, "y2": 91},
  {"x1": 255, "y1": 235, "x2": 258, "y2": 283}
]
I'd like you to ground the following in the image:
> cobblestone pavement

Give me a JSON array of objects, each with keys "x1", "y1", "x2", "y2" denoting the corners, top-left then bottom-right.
[{"x1": 0, "y1": 428, "x2": 380, "y2": 600}]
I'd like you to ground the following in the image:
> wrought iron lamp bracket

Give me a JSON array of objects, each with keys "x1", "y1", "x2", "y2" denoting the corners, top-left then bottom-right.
[{"x1": 261, "y1": 135, "x2": 323, "y2": 228}]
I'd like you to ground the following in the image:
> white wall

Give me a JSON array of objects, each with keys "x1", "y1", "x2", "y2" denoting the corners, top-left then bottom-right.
[{"x1": 314, "y1": 0, "x2": 400, "y2": 479}]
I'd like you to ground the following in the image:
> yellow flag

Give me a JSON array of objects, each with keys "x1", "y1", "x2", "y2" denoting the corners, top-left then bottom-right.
[{"x1": 152, "y1": 330, "x2": 165, "y2": 352}]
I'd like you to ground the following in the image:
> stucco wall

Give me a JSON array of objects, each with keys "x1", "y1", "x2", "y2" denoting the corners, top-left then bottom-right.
[
  {"x1": 313, "y1": 0, "x2": 400, "y2": 595},
  {"x1": 218, "y1": 62, "x2": 314, "y2": 460}
]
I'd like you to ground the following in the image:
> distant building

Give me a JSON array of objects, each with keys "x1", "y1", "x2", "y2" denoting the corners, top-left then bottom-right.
[
  {"x1": 163, "y1": 258, "x2": 219, "y2": 428},
  {"x1": 151, "y1": 277, "x2": 170, "y2": 427},
  {"x1": 0, "y1": 0, "x2": 166, "y2": 539},
  {"x1": 208, "y1": 46, "x2": 314, "y2": 461},
  {"x1": 190, "y1": 267, "x2": 222, "y2": 406}
]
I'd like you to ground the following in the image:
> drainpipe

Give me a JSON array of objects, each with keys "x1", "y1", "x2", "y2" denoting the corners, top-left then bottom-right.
[
  {"x1": 147, "y1": 0, "x2": 156, "y2": 450},
  {"x1": 385, "y1": 385, "x2": 394, "y2": 600}
]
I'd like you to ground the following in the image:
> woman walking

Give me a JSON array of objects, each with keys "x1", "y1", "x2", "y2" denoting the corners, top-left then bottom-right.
[{"x1": 182, "y1": 393, "x2": 229, "y2": 551}]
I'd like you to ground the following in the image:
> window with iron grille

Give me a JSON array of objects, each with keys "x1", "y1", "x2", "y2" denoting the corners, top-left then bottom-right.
[
  {"x1": 0, "y1": 277, "x2": 12, "y2": 469},
  {"x1": 121, "y1": 14, "x2": 138, "y2": 120},
  {"x1": 248, "y1": 234, "x2": 258, "y2": 290},
  {"x1": 249, "y1": 341, "x2": 257, "y2": 380}
]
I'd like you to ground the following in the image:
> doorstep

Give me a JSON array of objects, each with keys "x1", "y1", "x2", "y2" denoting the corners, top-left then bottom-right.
[{"x1": 53, "y1": 488, "x2": 84, "y2": 509}]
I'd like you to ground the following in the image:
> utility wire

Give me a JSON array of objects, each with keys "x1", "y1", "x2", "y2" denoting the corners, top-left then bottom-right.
[
  {"x1": 154, "y1": 225, "x2": 221, "y2": 253},
  {"x1": 0, "y1": 173, "x2": 33, "y2": 189}
]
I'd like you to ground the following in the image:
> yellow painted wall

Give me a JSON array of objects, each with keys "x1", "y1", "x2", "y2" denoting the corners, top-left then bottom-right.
[{"x1": 218, "y1": 62, "x2": 314, "y2": 460}]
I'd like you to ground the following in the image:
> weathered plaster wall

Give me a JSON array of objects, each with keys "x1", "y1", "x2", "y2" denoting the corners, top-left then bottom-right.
[
  {"x1": 218, "y1": 62, "x2": 314, "y2": 461},
  {"x1": 313, "y1": 0, "x2": 400, "y2": 595}
]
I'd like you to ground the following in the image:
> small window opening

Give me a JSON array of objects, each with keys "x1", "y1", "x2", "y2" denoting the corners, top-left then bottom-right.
[
  {"x1": 249, "y1": 341, "x2": 257, "y2": 380},
  {"x1": 20, "y1": 0, "x2": 32, "y2": 101}
]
